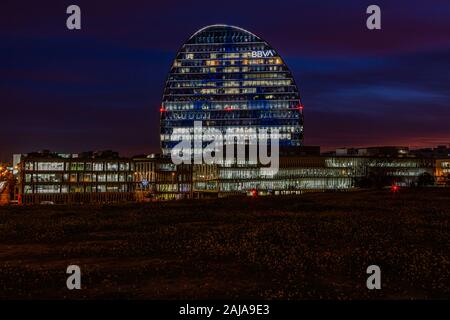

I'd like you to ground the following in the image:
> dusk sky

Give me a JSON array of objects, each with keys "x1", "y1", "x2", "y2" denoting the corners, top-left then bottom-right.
[{"x1": 1, "y1": 0, "x2": 449, "y2": 161}]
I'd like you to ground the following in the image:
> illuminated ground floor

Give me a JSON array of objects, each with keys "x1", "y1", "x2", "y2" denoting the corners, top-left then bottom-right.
[{"x1": 13, "y1": 154, "x2": 450, "y2": 204}]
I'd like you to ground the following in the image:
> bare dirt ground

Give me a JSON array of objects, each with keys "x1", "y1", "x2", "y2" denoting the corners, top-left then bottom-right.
[{"x1": 0, "y1": 189, "x2": 448, "y2": 299}]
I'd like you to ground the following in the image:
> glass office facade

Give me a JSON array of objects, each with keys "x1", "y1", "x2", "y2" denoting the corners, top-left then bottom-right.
[
  {"x1": 192, "y1": 156, "x2": 437, "y2": 197},
  {"x1": 14, "y1": 153, "x2": 444, "y2": 204},
  {"x1": 160, "y1": 24, "x2": 304, "y2": 156},
  {"x1": 17, "y1": 154, "x2": 135, "y2": 204}
]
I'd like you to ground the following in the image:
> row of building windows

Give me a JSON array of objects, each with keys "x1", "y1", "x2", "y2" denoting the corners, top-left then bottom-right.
[
  {"x1": 161, "y1": 133, "x2": 297, "y2": 142},
  {"x1": 174, "y1": 58, "x2": 282, "y2": 67},
  {"x1": 24, "y1": 184, "x2": 131, "y2": 194},
  {"x1": 218, "y1": 178, "x2": 353, "y2": 191},
  {"x1": 163, "y1": 125, "x2": 301, "y2": 134},
  {"x1": 367, "y1": 161, "x2": 432, "y2": 168},
  {"x1": 162, "y1": 123, "x2": 302, "y2": 134},
  {"x1": 174, "y1": 88, "x2": 293, "y2": 96},
  {"x1": 175, "y1": 65, "x2": 284, "y2": 74},
  {"x1": 321, "y1": 158, "x2": 433, "y2": 170},
  {"x1": 183, "y1": 51, "x2": 281, "y2": 59},
  {"x1": 169, "y1": 72, "x2": 291, "y2": 82},
  {"x1": 23, "y1": 161, "x2": 133, "y2": 172},
  {"x1": 24, "y1": 173, "x2": 134, "y2": 183},
  {"x1": 184, "y1": 44, "x2": 267, "y2": 53},
  {"x1": 154, "y1": 183, "x2": 191, "y2": 193},
  {"x1": 162, "y1": 111, "x2": 301, "y2": 120},
  {"x1": 163, "y1": 100, "x2": 298, "y2": 111},
  {"x1": 188, "y1": 31, "x2": 258, "y2": 44},
  {"x1": 166, "y1": 95, "x2": 299, "y2": 103},
  {"x1": 199, "y1": 88, "x2": 256, "y2": 94},
  {"x1": 165, "y1": 93, "x2": 299, "y2": 100},
  {"x1": 166, "y1": 87, "x2": 294, "y2": 95},
  {"x1": 168, "y1": 80, "x2": 293, "y2": 88},
  {"x1": 218, "y1": 168, "x2": 355, "y2": 179},
  {"x1": 161, "y1": 125, "x2": 302, "y2": 140}
]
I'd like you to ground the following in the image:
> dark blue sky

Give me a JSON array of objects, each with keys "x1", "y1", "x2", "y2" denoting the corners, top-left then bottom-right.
[{"x1": 1, "y1": 0, "x2": 450, "y2": 161}]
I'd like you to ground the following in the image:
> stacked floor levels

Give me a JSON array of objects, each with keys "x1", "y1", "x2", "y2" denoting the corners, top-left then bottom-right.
[{"x1": 14, "y1": 152, "x2": 449, "y2": 204}]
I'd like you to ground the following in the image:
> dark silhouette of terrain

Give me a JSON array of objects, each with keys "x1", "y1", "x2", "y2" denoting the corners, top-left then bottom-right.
[{"x1": 0, "y1": 189, "x2": 448, "y2": 299}]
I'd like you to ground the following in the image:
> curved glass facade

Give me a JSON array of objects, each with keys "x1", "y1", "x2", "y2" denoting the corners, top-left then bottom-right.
[{"x1": 160, "y1": 24, "x2": 304, "y2": 156}]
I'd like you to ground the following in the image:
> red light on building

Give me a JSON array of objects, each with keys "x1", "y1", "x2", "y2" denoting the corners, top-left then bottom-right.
[
  {"x1": 251, "y1": 189, "x2": 258, "y2": 197},
  {"x1": 224, "y1": 106, "x2": 232, "y2": 111},
  {"x1": 391, "y1": 185, "x2": 400, "y2": 193},
  {"x1": 160, "y1": 106, "x2": 166, "y2": 113},
  {"x1": 294, "y1": 104, "x2": 304, "y2": 111}
]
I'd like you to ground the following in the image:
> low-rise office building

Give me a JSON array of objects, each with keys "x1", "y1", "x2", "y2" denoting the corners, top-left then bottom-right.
[
  {"x1": 133, "y1": 154, "x2": 192, "y2": 201},
  {"x1": 192, "y1": 156, "x2": 437, "y2": 197},
  {"x1": 435, "y1": 159, "x2": 450, "y2": 186},
  {"x1": 12, "y1": 148, "x2": 449, "y2": 204},
  {"x1": 15, "y1": 151, "x2": 135, "y2": 204}
]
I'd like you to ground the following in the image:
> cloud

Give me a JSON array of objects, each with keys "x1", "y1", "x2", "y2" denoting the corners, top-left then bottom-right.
[{"x1": 1, "y1": 0, "x2": 449, "y2": 160}]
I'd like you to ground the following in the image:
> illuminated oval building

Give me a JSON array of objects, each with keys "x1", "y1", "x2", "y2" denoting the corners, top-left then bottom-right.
[{"x1": 160, "y1": 24, "x2": 304, "y2": 158}]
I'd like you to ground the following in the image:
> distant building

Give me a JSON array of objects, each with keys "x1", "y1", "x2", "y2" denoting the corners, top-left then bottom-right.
[
  {"x1": 411, "y1": 145, "x2": 450, "y2": 158},
  {"x1": 15, "y1": 151, "x2": 135, "y2": 205},
  {"x1": 435, "y1": 159, "x2": 450, "y2": 186},
  {"x1": 11, "y1": 148, "x2": 449, "y2": 204},
  {"x1": 192, "y1": 155, "x2": 438, "y2": 197},
  {"x1": 334, "y1": 146, "x2": 410, "y2": 157}
]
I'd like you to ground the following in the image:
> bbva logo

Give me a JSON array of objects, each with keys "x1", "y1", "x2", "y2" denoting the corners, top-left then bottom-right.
[{"x1": 251, "y1": 50, "x2": 274, "y2": 58}]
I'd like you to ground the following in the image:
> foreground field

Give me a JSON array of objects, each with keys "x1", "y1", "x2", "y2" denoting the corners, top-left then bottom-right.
[{"x1": 0, "y1": 189, "x2": 449, "y2": 299}]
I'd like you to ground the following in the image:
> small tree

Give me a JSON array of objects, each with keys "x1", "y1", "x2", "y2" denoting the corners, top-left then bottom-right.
[
  {"x1": 417, "y1": 172, "x2": 435, "y2": 187},
  {"x1": 354, "y1": 176, "x2": 373, "y2": 189},
  {"x1": 354, "y1": 168, "x2": 394, "y2": 189}
]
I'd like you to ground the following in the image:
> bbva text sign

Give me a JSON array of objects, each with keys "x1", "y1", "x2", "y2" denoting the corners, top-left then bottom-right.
[{"x1": 251, "y1": 50, "x2": 274, "y2": 58}]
